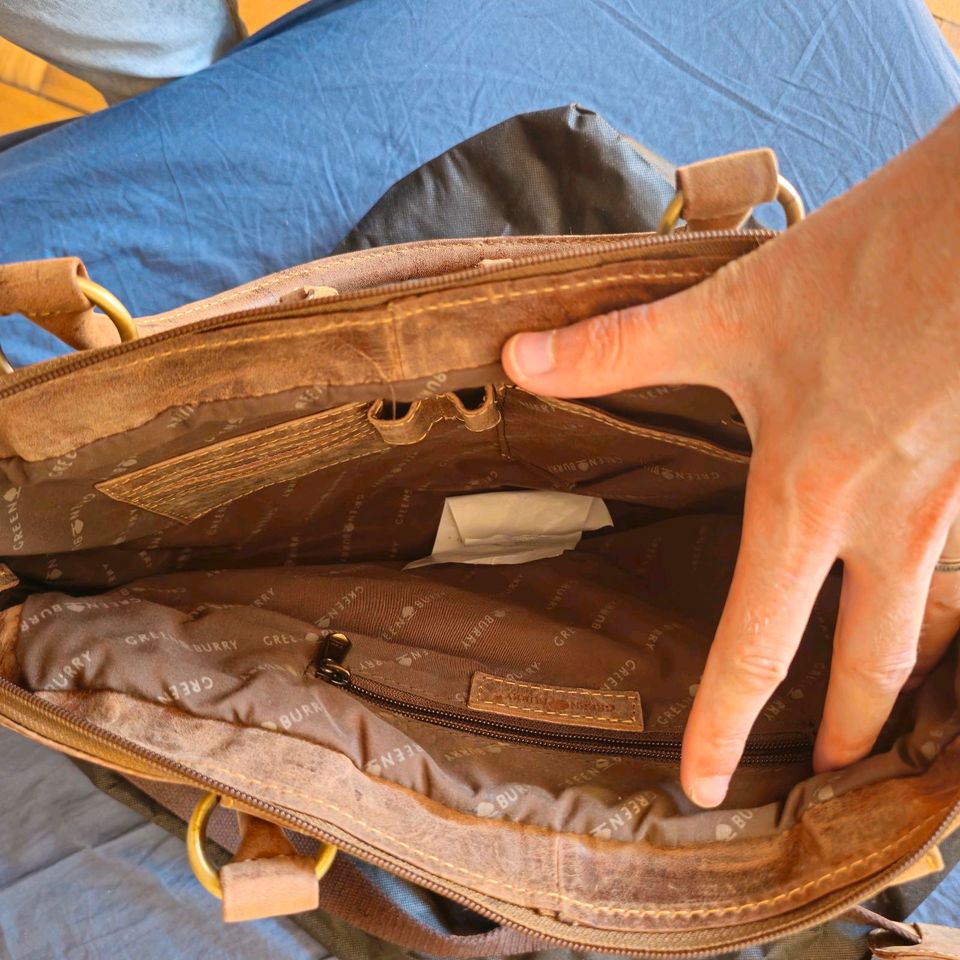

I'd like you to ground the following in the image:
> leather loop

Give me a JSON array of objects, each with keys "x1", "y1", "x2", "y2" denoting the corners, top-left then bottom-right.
[
  {"x1": 676, "y1": 148, "x2": 779, "y2": 231},
  {"x1": 368, "y1": 386, "x2": 501, "y2": 445},
  {"x1": 869, "y1": 924, "x2": 960, "y2": 959},
  {"x1": 0, "y1": 258, "x2": 121, "y2": 350},
  {"x1": 847, "y1": 906, "x2": 924, "y2": 945},
  {"x1": 220, "y1": 813, "x2": 321, "y2": 922}
]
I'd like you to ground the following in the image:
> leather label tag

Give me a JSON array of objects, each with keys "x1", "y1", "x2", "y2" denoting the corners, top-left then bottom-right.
[{"x1": 467, "y1": 671, "x2": 644, "y2": 731}]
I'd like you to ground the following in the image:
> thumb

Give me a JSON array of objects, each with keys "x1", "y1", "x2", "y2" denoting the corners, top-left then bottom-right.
[{"x1": 501, "y1": 267, "x2": 739, "y2": 398}]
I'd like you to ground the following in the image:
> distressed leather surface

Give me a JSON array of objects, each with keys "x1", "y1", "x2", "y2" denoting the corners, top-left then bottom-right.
[
  {"x1": 0, "y1": 258, "x2": 120, "y2": 350},
  {"x1": 221, "y1": 814, "x2": 320, "y2": 922}
]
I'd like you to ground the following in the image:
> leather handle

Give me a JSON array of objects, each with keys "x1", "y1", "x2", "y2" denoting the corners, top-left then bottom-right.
[
  {"x1": 317, "y1": 856, "x2": 546, "y2": 957},
  {"x1": 675, "y1": 147, "x2": 780, "y2": 231},
  {"x1": 0, "y1": 258, "x2": 121, "y2": 350}
]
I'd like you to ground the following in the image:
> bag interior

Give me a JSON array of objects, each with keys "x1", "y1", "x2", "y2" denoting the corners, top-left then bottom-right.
[{"x1": 3, "y1": 382, "x2": 958, "y2": 843}]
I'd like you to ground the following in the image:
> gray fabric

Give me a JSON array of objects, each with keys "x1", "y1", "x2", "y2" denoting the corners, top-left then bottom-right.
[{"x1": 0, "y1": 0, "x2": 244, "y2": 102}]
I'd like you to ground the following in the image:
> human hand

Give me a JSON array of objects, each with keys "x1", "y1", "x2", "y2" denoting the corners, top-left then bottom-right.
[{"x1": 502, "y1": 107, "x2": 960, "y2": 809}]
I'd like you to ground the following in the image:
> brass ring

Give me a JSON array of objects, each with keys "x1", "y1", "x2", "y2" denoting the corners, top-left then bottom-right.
[
  {"x1": 657, "y1": 173, "x2": 805, "y2": 235},
  {"x1": 76, "y1": 275, "x2": 138, "y2": 342},
  {"x1": 187, "y1": 791, "x2": 338, "y2": 899}
]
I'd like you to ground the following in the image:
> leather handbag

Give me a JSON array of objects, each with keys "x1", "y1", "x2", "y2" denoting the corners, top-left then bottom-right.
[{"x1": 0, "y1": 139, "x2": 958, "y2": 960}]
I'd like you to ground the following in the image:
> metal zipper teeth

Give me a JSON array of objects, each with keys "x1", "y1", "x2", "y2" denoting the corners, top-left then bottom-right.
[
  {"x1": 0, "y1": 674, "x2": 956, "y2": 958},
  {"x1": 341, "y1": 675, "x2": 812, "y2": 765},
  {"x1": 0, "y1": 228, "x2": 775, "y2": 402}
]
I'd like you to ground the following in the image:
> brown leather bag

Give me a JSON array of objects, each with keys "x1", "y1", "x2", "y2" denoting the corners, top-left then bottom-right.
[{"x1": 0, "y1": 147, "x2": 957, "y2": 959}]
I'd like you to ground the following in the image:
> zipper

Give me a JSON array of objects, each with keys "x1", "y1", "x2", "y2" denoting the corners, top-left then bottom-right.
[
  {"x1": 310, "y1": 633, "x2": 813, "y2": 765},
  {"x1": 0, "y1": 669, "x2": 957, "y2": 958},
  {"x1": 2, "y1": 227, "x2": 958, "y2": 952},
  {"x1": 0, "y1": 228, "x2": 775, "y2": 402}
]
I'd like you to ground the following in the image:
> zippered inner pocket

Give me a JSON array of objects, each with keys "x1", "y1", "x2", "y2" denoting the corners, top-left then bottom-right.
[
  {"x1": 309, "y1": 630, "x2": 813, "y2": 766},
  {"x1": 11, "y1": 513, "x2": 847, "y2": 845}
]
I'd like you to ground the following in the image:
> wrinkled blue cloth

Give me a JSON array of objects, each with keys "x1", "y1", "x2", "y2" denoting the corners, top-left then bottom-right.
[
  {"x1": 1, "y1": 0, "x2": 958, "y2": 367},
  {"x1": 0, "y1": 1, "x2": 958, "y2": 957}
]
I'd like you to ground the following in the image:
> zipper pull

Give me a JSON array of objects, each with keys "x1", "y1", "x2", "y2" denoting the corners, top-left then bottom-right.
[{"x1": 312, "y1": 631, "x2": 352, "y2": 687}]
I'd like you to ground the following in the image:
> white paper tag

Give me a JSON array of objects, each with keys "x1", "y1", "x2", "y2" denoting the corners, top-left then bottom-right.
[{"x1": 405, "y1": 491, "x2": 612, "y2": 569}]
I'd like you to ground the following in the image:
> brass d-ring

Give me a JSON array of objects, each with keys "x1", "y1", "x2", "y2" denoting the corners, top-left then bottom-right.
[
  {"x1": 187, "y1": 791, "x2": 338, "y2": 899},
  {"x1": 77, "y1": 275, "x2": 138, "y2": 342},
  {"x1": 657, "y1": 173, "x2": 805, "y2": 235}
]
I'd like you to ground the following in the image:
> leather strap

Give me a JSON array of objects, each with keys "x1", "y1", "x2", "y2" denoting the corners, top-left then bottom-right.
[
  {"x1": 676, "y1": 147, "x2": 779, "y2": 231},
  {"x1": 220, "y1": 813, "x2": 320, "y2": 922},
  {"x1": 0, "y1": 258, "x2": 120, "y2": 350},
  {"x1": 317, "y1": 855, "x2": 546, "y2": 957}
]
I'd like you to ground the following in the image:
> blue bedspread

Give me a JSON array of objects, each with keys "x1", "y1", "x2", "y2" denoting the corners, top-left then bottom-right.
[{"x1": 0, "y1": 1, "x2": 958, "y2": 957}]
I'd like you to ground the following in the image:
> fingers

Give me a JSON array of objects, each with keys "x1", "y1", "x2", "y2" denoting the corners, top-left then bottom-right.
[
  {"x1": 813, "y1": 560, "x2": 926, "y2": 773},
  {"x1": 914, "y1": 568, "x2": 960, "y2": 682},
  {"x1": 680, "y1": 466, "x2": 840, "y2": 808},
  {"x1": 502, "y1": 265, "x2": 743, "y2": 398},
  {"x1": 913, "y1": 521, "x2": 960, "y2": 684}
]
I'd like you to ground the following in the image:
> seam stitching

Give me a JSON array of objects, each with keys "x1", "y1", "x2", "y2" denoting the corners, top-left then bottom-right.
[
  {"x1": 472, "y1": 697, "x2": 639, "y2": 724},
  {"x1": 523, "y1": 394, "x2": 748, "y2": 464},
  {"x1": 109, "y1": 420, "x2": 372, "y2": 498},
  {"x1": 476, "y1": 674, "x2": 639, "y2": 702},
  {"x1": 113, "y1": 445, "x2": 388, "y2": 521},
  {"x1": 137, "y1": 237, "x2": 671, "y2": 325},
  {"x1": 69, "y1": 269, "x2": 713, "y2": 377},
  {"x1": 140, "y1": 426, "x2": 375, "y2": 502},
  {"x1": 100, "y1": 416, "x2": 372, "y2": 498},
  {"x1": 182, "y1": 757, "x2": 944, "y2": 918}
]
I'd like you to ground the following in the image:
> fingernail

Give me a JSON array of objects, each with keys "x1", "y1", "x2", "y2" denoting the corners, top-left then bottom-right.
[
  {"x1": 507, "y1": 331, "x2": 555, "y2": 379},
  {"x1": 690, "y1": 776, "x2": 729, "y2": 808}
]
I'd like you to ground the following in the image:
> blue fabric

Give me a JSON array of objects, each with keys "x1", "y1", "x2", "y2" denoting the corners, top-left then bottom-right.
[
  {"x1": 0, "y1": 1, "x2": 958, "y2": 956},
  {"x1": 0, "y1": 729, "x2": 323, "y2": 960},
  {"x1": 1, "y1": 0, "x2": 958, "y2": 366}
]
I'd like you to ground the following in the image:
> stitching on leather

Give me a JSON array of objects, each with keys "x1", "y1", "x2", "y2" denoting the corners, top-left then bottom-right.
[
  {"x1": 102, "y1": 411, "x2": 371, "y2": 498},
  {"x1": 114, "y1": 444, "x2": 388, "y2": 522},
  {"x1": 478, "y1": 675, "x2": 638, "y2": 702},
  {"x1": 138, "y1": 238, "x2": 660, "y2": 325},
  {"x1": 472, "y1": 675, "x2": 641, "y2": 724},
  {"x1": 129, "y1": 422, "x2": 374, "y2": 501},
  {"x1": 472, "y1": 698, "x2": 639, "y2": 724},
  {"x1": 112, "y1": 418, "x2": 372, "y2": 498},
  {"x1": 185, "y1": 758, "x2": 945, "y2": 918},
  {"x1": 98, "y1": 418, "x2": 370, "y2": 500},
  {"x1": 74, "y1": 269, "x2": 713, "y2": 377},
  {"x1": 517, "y1": 393, "x2": 749, "y2": 464},
  {"x1": 28, "y1": 309, "x2": 80, "y2": 318},
  {"x1": 142, "y1": 419, "x2": 368, "y2": 486},
  {"x1": 149, "y1": 427, "x2": 375, "y2": 499}
]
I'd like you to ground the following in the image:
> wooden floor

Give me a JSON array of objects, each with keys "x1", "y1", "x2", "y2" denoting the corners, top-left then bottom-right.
[{"x1": 0, "y1": 0, "x2": 958, "y2": 136}]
